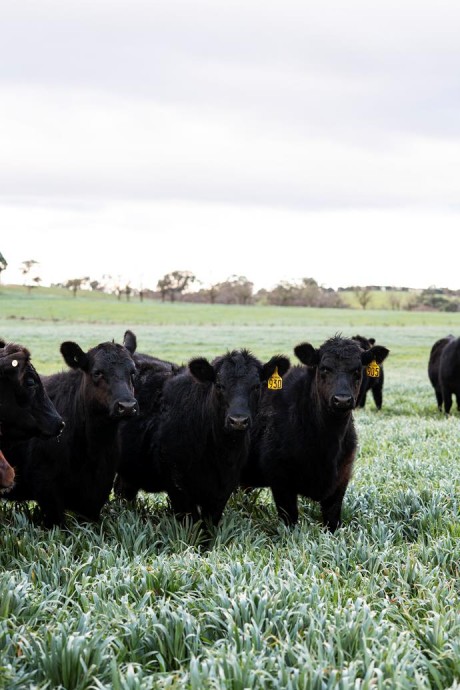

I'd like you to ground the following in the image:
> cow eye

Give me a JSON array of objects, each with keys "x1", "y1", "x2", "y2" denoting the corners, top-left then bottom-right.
[
  {"x1": 215, "y1": 382, "x2": 225, "y2": 392},
  {"x1": 92, "y1": 370, "x2": 104, "y2": 382},
  {"x1": 319, "y1": 366, "x2": 330, "y2": 375},
  {"x1": 25, "y1": 376, "x2": 37, "y2": 388}
]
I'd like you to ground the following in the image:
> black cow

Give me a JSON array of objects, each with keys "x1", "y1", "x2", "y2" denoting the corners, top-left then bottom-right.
[
  {"x1": 428, "y1": 334, "x2": 455, "y2": 411},
  {"x1": 115, "y1": 349, "x2": 290, "y2": 527},
  {"x1": 0, "y1": 340, "x2": 64, "y2": 492},
  {"x1": 351, "y1": 335, "x2": 387, "y2": 410},
  {"x1": 0, "y1": 341, "x2": 64, "y2": 443},
  {"x1": 241, "y1": 335, "x2": 389, "y2": 531},
  {"x1": 438, "y1": 336, "x2": 460, "y2": 414},
  {"x1": 3, "y1": 337, "x2": 138, "y2": 526}
]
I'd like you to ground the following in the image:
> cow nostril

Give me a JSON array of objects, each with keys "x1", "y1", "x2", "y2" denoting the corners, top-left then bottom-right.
[
  {"x1": 332, "y1": 395, "x2": 353, "y2": 408},
  {"x1": 228, "y1": 415, "x2": 250, "y2": 429},
  {"x1": 117, "y1": 401, "x2": 138, "y2": 416}
]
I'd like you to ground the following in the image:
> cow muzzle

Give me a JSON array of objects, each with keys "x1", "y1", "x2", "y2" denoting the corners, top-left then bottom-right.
[
  {"x1": 331, "y1": 394, "x2": 354, "y2": 411},
  {"x1": 113, "y1": 400, "x2": 138, "y2": 418},
  {"x1": 226, "y1": 414, "x2": 250, "y2": 431}
]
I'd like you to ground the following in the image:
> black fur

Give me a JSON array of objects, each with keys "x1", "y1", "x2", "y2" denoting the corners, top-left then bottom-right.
[
  {"x1": 437, "y1": 336, "x2": 460, "y2": 414},
  {"x1": 3, "y1": 338, "x2": 138, "y2": 526},
  {"x1": 428, "y1": 334, "x2": 455, "y2": 411},
  {"x1": 0, "y1": 340, "x2": 64, "y2": 492},
  {"x1": 351, "y1": 335, "x2": 387, "y2": 410},
  {"x1": 0, "y1": 341, "x2": 64, "y2": 443},
  {"x1": 241, "y1": 335, "x2": 389, "y2": 531},
  {"x1": 115, "y1": 349, "x2": 290, "y2": 527}
]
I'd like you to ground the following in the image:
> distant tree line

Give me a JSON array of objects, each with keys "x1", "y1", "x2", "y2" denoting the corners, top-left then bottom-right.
[
  {"x1": 1, "y1": 251, "x2": 460, "y2": 311},
  {"x1": 47, "y1": 272, "x2": 460, "y2": 311}
]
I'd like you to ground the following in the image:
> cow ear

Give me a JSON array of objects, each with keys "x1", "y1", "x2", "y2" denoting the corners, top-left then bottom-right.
[
  {"x1": 60, "y1": 342, "x2": 89, "y2": 371},
  {"x1": 361, "y1": 345, "x2": 389, "y2": 365},
  {"x1": 261, "y1": 355, "x2": 290, "y2": 381},
  {"x1": 188, "y1": 357, "x2": 215, "y2": 383},
  {"x1": 294, "y1": 343, "x2": 319, "y2": 366},
  {"x1": 123, "y1": 330, "x2": 137, "y2": 354},
  {"x1": 368, "y1": 338, "x2": 376, "y2": 346}
]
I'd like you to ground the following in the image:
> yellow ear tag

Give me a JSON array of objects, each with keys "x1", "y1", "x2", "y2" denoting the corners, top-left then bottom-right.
[
  {"x1": 268, "y1": 366, "x2": 283, "y2": 390},
  {"x1": 366, "y1": 360, "x2": 380, "y2": 378}
]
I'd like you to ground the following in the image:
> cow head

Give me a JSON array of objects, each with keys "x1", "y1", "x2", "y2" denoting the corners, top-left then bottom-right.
[
  {"x1": 0, "y1": 449, "x2": 15, "y2": 492},
  {"x1": 189, "y1": 350, "x2": 290, "y2": 432},
  {"x1": 60, "y1": 339, "x2": 139, "y2": 419},
  {"x1": 294, "y1": 335, "x2": 389, "y2": 415},
  {"x1": 0, "y1": 342, "x2": 65, "y2": 440}
]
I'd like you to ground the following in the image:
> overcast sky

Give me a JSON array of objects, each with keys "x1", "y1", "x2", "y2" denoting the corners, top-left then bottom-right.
[{"x1": 1, "y1": 0, "x2": 460, "y2": 292}]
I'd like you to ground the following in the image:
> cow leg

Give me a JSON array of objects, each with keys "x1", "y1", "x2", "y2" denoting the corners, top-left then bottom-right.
[
  {"x1": 113, "y1": 474, "x2": 139, "y2": 502},
  {"x1": 320, "y1": 483, "x2": 348, "y2": 532},
  {"x1": 76, "y1": 503, "x2": 104, "y2": 523},
  {"x1": 372, "y1": 385, "x2": 383, "y2": 410},
  {"x1": 357, "y1": 389, "x2": 366, "y2": 408},
  {"x1": 442, "y1": 389, "x2": 453, "y2": 414},
  {"x1": 38, "y1": 496, "x2": 65, "y2": 528},
  {"x1": 167, "y1": 488, "x2": 199, "y2": 523},
  {"x1": 200, "y1": 500, "x2": 226, "y2": 527},
  {"x1": 271, "y1": 485, "x2": 298, "y2": 525},
  {"x1": 435, "y1": 389, "x2": 443, "y2": 411}
]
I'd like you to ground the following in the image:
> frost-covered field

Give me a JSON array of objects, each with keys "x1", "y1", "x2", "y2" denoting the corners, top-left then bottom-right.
[{"x1": 0, "y1": 292, "x2": 459, "y2": 689}]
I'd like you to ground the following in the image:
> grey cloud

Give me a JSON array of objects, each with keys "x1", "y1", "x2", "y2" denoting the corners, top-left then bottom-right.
[
  {"x1": 2, "y1": 1, "x2": 459, "y2": 136},
  {"x1": 1, "y1": 0, "x2": 460, "y2": 209}
]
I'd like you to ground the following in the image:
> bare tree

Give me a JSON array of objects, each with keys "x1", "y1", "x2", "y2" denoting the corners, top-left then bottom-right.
[
  {"x1": 388, "y1": 293, "x2": 402, "y2": 310},
  {"x1": 355, "y1": 287, "x2": 373, "y2": 310},
  {"x1": 21, "y1": 260, "x2": 41, "y2": 294}
]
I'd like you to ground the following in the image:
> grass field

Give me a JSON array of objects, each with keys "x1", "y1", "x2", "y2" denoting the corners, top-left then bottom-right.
[{"x1": 0, "y1": 286, "x2": 459, "y2": 689}]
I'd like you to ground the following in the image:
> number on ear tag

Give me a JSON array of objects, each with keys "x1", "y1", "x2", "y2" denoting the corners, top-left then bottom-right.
[
  {"x1": 366, "y1": 360, "x2": 380, "y2": 378},
  {"x1": 268, "y1": 367, "x2": 283, "y2": 390}
]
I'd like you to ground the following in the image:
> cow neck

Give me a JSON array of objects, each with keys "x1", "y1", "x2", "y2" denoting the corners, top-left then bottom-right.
[
  {"x1": 75, "y1": 376, "x2": 118, "y2": 443},
  {"x1": 215, "y1": 428, "x2": 250, "y2": 466}
]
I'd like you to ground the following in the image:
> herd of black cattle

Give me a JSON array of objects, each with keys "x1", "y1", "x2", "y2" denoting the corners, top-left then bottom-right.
[{"x1": 0, "y1": 330, "x2": 458, "y2": 533}]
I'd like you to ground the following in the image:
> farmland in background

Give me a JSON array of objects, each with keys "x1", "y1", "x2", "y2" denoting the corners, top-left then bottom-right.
[{"x1": 0, "y1": 286, "x2": 459, "y2": 689}]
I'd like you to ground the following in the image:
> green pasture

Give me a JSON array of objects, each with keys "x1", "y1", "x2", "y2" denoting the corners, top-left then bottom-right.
[
  {"x1": 0, "y1": 287, "x2": 459, "y2": 689},
  {"x1": 0, "y1": 284, "x2": 458, "y2": 376}
]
